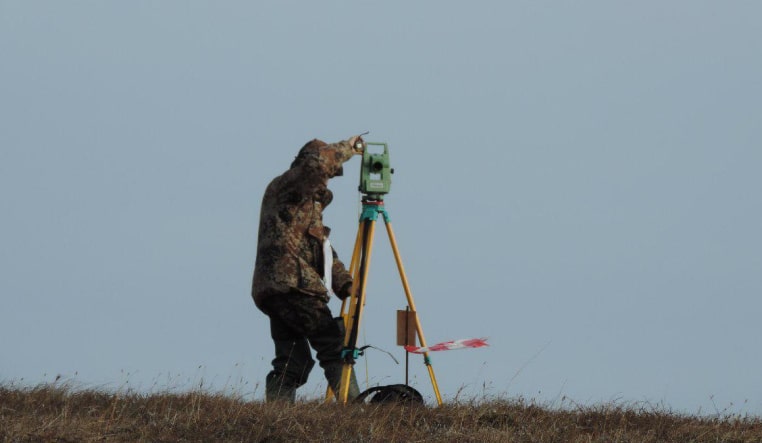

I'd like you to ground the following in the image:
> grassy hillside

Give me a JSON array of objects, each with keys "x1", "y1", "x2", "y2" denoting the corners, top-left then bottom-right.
[{"x1": 1, "y1": 384, "x2": 760, "y2": 442}]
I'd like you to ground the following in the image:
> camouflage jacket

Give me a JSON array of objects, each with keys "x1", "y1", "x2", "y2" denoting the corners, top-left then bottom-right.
[{"x1": 251, "y1": 140, "x2": 355, "y2": 309}]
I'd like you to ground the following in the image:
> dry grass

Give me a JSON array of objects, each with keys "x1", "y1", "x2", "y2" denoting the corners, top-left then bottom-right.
[{"x1": 1, "y1": 384, "x2": 761, "y2": 442}]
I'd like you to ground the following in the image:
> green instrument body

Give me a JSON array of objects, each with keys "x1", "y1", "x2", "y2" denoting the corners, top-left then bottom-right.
[{"x1": 359, "y1": 142, "x2": 392, "y2": 198}]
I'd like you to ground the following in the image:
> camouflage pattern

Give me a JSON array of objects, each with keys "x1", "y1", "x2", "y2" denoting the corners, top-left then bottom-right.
[
  {"x1": 253, "y1": 138, "x2": 360, "y2": 402},
  {"x1": 262, "y1": 291, "x2": 340, "y2": 337},
  {"x1": 252, "y1": 139, "x2": 356, "y2": 309}
]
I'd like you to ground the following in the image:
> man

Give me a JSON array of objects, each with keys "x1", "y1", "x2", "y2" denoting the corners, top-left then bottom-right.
[{"x1": 252, "y1": 135, "x2": 364, "y2": 402}]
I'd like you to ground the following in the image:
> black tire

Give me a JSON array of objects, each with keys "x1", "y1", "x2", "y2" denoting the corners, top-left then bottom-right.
[{"x1": 355, "y1": 384, "x2": 424, "y2": 405}]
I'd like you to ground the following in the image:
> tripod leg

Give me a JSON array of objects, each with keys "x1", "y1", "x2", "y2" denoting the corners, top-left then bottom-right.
[
  {"x1": 326, "y1": 216, "x2": 367, "y2": 402},
  {"x1": 339, "y1": 217, "x2": 377, "y2": 403},
  {"x1": 339, "y1": 222, "x2": 365, "y2": 321},
  {"x1": 384, "y1": 221, "x2": 444, "y2": 406},
  {"x1": 325, "y1": 214, "x2": 367, "y2": 403}
]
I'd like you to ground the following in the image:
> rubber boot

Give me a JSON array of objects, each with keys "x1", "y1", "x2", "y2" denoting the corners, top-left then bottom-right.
[
  {"x1": 265, "y1": 371, "x2": 297, "y2": 403},
  {"x1": 324, "y1": 363, "x2": 360, "y2": 401}
]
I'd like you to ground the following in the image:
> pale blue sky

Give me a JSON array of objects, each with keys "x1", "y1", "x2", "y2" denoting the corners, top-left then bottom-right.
[{"x1": 1, "y1": 1, "x2": 761, "y2": 414}]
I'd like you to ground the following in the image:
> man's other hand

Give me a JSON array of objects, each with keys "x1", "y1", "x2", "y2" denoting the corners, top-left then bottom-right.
[{"x1": 338, "y1": 281, "x2": 354, "y2": 300}]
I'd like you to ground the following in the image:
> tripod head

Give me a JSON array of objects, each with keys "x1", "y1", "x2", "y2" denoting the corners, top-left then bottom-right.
[{"x1": 358, "y1": 142, "x2": 393, "y2": 199}]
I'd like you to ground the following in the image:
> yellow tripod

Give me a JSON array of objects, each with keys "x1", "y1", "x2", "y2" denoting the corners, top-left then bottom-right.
[{"x1": 331, "y1": 197, "x2": 443, "y2": 405}]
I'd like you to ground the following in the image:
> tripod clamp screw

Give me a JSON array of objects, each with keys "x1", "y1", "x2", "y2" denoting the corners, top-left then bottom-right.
[{"x1": 341, "y1": 347, "x2": 362, "y2": 363}]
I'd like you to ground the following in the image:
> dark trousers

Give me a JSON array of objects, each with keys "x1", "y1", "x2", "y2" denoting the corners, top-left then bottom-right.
[{"x1": 262, "y1": 292, "x2": 358, "y2": 401}]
